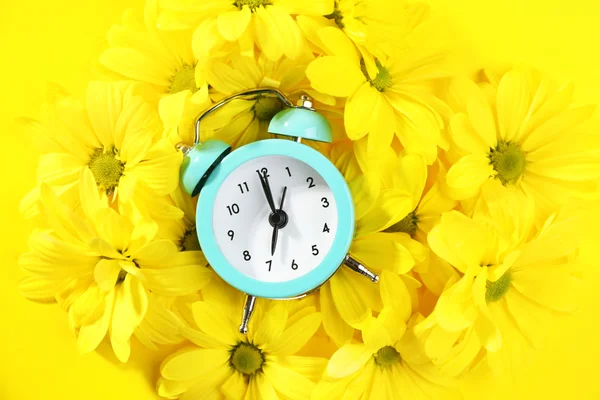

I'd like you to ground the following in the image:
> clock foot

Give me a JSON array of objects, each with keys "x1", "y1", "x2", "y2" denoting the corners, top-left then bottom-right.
[
  {"x1": 344, "y1": 255, "x2": 379, "y2": 283},
  {"x1": 239, "y1": 294, "x2": 257, "y2": 334}
]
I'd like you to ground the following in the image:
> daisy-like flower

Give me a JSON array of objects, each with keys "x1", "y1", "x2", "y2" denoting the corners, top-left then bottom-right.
[
  {"x1": 306, "y1": 9, "x2": 449, "y2": 162},
  {"x1": 314, "y1": 271, "x2": 460, "y2": 400},
  {"x1": 157, "y1": 279, "x2": 326, "y2": 399},
  {"x1": 19, "y1": 169, "x2": 213, "y2": 362},
  {"x1": 99, "y1": 0, "x2": 211, "y2": 143},
  {"x1": 200, "y1": 52, "x2": 334, "y2": 148},
  {"x1": 320, "y1": 0, "x2": 408, "y2": 60},
  {"x1": 420, "y1": 182, "x2": 584, "y2": 373},
  {"x1": 19, "y1": 81, "x2": 182, "y2": 222},
  {"x1": 157, "y1": 0, "x2": 334, "y2": 61},
  {"x1": 445, "y1": 68, "x2": 600, "y2": 217},
  {"x1": 317, "y1": 143, "x2": 430, "y2": 346}
]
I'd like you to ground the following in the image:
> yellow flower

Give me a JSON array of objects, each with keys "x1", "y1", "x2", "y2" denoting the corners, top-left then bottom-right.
[
  {"x1": 99, "y1": 0, "x2": 211, "y2": 142},
  {"x1": 445, "y1": 68, "x2": 600, "y2": 217},
  {"x1": 314, "y1": 272, "x2": 460, "y2": 400},
  {"x1": 305, "y1": 9, "x2": 449, "y2": 162},
  {"x1": 421, "y1": 182, "x2": 584, "y2": 373},
  {"x1": 157, "y1": 279, "x2": 326, "y2": 399},
  {"x1": 318, "y1": 144, "x2": 431, "y2": 346},
  {"x1": 318, "y1": 0, "x2": 412, "y2": 60},
  {"x1": 19, "y1": 81, "x2": 182, "y2": 222},
  {"x1": 18, "y1": 169, "x2": 213, "y2": 362},
  {"x1": 199, "y1": 52, "x2": 334, "y2": 148},
  {"x1": 157, "y1": 0, "x2": 334, "y2": 61}
]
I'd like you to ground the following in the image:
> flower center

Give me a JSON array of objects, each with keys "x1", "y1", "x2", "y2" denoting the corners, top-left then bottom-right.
[
  {"x1": 230, "y1": 342, "x2": 265, "y2": 376},
  {"x1": 325, "y1": 4, "x2": 344, "y2": 29},
  {"x1": 485, "y1": 271, "x2": 511, "y2": 303},
  {"x1": 88, "y1": 147, "x2": 125, "y2": 194},
  {"x1": 170, "y1": 64, "x2": 198, "y2": 94},
  {"x1": 361, "y1": 59, "x2": 393, "y2": 92},
  {"x1": 116, "y1": 269, "x2": 127, "y2": 285},
  {"x1": 374, "y1": 346, "x2": 401, "y2": 368},
  {"x1": 489, "y1": 141, "x2": 526, "y2": 186},
  {"x1": 234, "y1": 0, "x2": 271, "y2": 12},
  {"x1": 384, "y1": 211, "x2": 419, "y2": 237},
  {"x1": 180, "y1": 227, "x2": 201, "y2": 251},
  {"x1": 254, "y1": 96, "x2": 283, "y2": 122}
]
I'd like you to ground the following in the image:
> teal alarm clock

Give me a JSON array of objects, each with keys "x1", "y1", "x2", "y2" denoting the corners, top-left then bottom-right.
[{"x1": 178, "y1": 89, "x2": 379, "y2": 333}]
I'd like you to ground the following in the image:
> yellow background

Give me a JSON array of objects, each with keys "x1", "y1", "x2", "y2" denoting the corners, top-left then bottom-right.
[{"x1": 1, "y1": 0, "x2": 599, "y2": 399}]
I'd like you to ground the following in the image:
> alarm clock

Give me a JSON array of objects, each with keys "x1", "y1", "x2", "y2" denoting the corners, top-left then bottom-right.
[{"x1": 178, "y1": 88, "x2": 379, "y2": 333}]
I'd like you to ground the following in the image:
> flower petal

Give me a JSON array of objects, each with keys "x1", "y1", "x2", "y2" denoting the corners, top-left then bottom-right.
[
  {"x1": 94, "y1": 259, "x2": 121, "y2": 291},
  {"x1": 217, "y1": 7, "x2": 252, "y2": 41},
  {"x1": 496, "y1": 69, "x2": 530, "y2": 142},
  {"x1": 161, "y1": 347, "x2": 230, "y2": 381},
  {"x1": 306, "y1": 56, "x2": 365, "y2": 97},
  {"x1": 264, "y1": 312, "x2": 321, "y2": 356},
  {"x1": 446, "y1": 154, "x2": 493, "y2": 200},
  {"x1": 320, "y1": 283, "x2": 354, "y2": 347},
  {"x1": 325, "y1": 343, "x2": 371, "y2": 379},
  {"x1": 344, "y1": 82, "x2": 381, "y2": 140},
  {"x1": 264, "y1": 363, "x2": 315, "y2": 400}
]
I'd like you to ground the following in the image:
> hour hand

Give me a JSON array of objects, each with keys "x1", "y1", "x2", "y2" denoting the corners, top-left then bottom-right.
[{"x1": 257, "y1": 170, "x2": 276, "y2": 212}]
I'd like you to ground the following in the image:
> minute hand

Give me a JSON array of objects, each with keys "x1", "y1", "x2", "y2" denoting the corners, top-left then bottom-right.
[{"x1": 257, "y1": 171, "x2": 276, "y2": 212}]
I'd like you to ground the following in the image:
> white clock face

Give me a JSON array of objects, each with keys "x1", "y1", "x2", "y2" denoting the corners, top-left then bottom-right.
[{"x1": 212, "y1": 155, "x2": 338, "y2": 283}]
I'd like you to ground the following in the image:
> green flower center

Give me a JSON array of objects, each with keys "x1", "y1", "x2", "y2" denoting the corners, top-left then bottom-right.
[
  {"x1": 489, "y1": 141, "x2": 527, "y2": 186},
  {"x1": 361, "y1": 59, "x2": 393, "y2": 92},
  {"x1": 254, "y1": 96, "x2": 283, "y2": 122},
  {"x1": 234, "y1": 0, "x2": 271, "y2": 12},
  {"x1": 88, "y1": 147, "x2": 125, "y2": 195},
  {"x1": 374, "y1": 346, "x2": 401, "y2": 368},
  {"x1": 180, "y1": 227, "x2": 201, "y2": 251},
  {"x1": 384, "y1": 211, "x2": 419, "y2": 237},
  {"x1": 485, "y1": 271, "x2": 511, "y2": 303},
  {"x1": 170, "y1": 64, "x2": 198, "y2": 94},
  {"x1": 230, "y1": 342, "x2": 265, "y2": 376},
  {"x1": 325, "y1": 4, "x2": 344, "y2": 29}
]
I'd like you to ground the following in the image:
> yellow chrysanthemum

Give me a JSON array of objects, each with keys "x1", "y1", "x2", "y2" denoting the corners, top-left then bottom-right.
[
  {"x1": 445, "y1": 68, "x2": 600, "y2": 217},
  {"x1": 100, "y1": 0, "x2": 211, "y2": 138},
  {"x1": 317, "y1": 143, "x2": 430, "y2": 346},
  {"x1": 418, "y1": 182, "x2": 584, "y2": 374},
  {"x1": 18, "y1": 169, "x2": 213, "y2": 362},
  {"x1": 19, "y1": 81, "x2": 182, "y2": 222},
  {"x1": 197, "y1": 52, "x2": 334, "y2": 148},
  {"x1": 314, "y1": 271, "x2": 460, "y2": 400},
  {"x1": 157, "y1": 0, "x2": 334, "y2": 61},
  {"x1": 157, "y1": 279, "x2": 326, "y2": 399},
  {"x1": 318, "y1": 1, "x2": 431, "y2": 63},
  {"x1": 305, "y1": 11, "x2": 449, "y2": 162}
]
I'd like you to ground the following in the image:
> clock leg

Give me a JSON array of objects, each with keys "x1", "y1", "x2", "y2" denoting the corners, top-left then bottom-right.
[
  {"x1": 238, "y1": 294, "x2": 257, "y2": 334},
  {"x1": 343, "y1": 255, "x2": 379, "y2": 283}
]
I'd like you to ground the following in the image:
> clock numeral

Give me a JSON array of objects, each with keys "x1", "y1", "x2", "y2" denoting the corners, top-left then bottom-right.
[
  {"x1": 307, "y1": 177, "x2": 316, "y2": 188},
  {"x1": 291, "y1": 259, "x2": 299, "y2": 270},
  {"x1": 285, "y1": 167, "x2": 292, "y2": 177},
  {"x1": 311, "y1": 245, "x2": 319, "y2": 256},
  {"x1": 228, "y1": 230, "x2": 235, "y2": 240},
  {"x1": 323, "y1": 223, "x2": 330, "y2": 233},
  {"x1": 227, "y1": 203, "x2": 240, "y2": 215},
  {"x1": 266, "y1": 260, "x2": 272, "y2": 272},
  {"x1": 321, "y1": 197, "x2": 330, "y2": 208},
  {"x1": 238, "y1": 182, "x2": 250, "y2": 194},
  {"x1": 243, "y1": 250, "x2": 252, "y2": 261},
  {"x1": 256, "y1": 167, "x2": 269, "y2": 178}
]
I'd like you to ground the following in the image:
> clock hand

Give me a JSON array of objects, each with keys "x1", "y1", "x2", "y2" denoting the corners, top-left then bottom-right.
[
  {"x1": 279, "y1": 186, "x2": 287, "y2": 210},
  {"x1": 270, "y1": 187, "x2": 288, "y2": 256},
  {"x1": 271, "y1": 226, "x2": 279, "y2": 256},
  {"x1": 257, "y1": 170, "x2": 276, "y2": 213}
]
